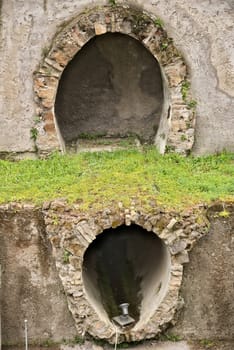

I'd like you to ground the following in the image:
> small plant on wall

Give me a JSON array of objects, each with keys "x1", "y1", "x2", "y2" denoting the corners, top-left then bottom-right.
[
  {"x1": 30, "y1": 127, "x2": 39, "y2": 153},
  {"x1": 154, "y1": 18, "x2": 164, "y2": 29},
  {"x1": 30, "y1": 127, "x2": 38, "y2": 142},
  {"x1": 63, "y1": 249, "x2": 72, "y2": 264},
  {"x1": 181, "y1": 80, "x2": 197, "y2": 111}
]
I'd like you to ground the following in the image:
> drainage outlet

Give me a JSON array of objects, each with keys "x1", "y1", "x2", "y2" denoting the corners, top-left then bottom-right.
[{"x1": 82, "y1": 224, "x2": 171, "y2": 331}]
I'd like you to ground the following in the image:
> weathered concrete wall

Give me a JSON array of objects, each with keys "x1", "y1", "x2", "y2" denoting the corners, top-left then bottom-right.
[
  {"x1": 0, "y1": 0, "x2": 233, "y2": 155},
  {"x1": 172, "y1": 203, "x2": 234, "y2": 340},
  {"x1": 0, "y1": 206, "x2": 76, "y2": 345}
]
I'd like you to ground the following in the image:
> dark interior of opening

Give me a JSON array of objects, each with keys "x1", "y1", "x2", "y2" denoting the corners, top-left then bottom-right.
[
  {"x1": 55, "y1": 33, "x2": 164, "y2": 148},
  {"x1": 82, "y1": 224, "x2": 169, "y2": 326}
]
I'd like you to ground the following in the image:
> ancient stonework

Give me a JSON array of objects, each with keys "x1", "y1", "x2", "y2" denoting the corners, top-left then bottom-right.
[
  {"x1": 42, "y1": 200, "x2": 208, "y2": 343},
  {"x1": 34, "y1": 5, "x2": 195, "y2": 156}
]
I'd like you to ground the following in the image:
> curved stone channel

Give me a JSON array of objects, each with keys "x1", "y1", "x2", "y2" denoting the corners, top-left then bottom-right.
[{"x1": 82, "y1": 224, "x2": 171, "y2": 328}]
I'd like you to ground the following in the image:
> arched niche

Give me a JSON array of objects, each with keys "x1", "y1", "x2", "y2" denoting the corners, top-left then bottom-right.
[
  {"x1": 34, "y1": 5, "x2": 195, "y2": 155},
  {"x1": 54, "y1": 32, "x2": 164, "y2": 149}
]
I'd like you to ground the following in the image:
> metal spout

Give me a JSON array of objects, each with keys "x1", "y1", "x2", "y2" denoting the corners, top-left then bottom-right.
[
  {"x1": 112, "y1": 303, "x2": 135, "y2": 327},
  {"x1": 119, "y1": 303, "x2": 129, "y2": 316}
]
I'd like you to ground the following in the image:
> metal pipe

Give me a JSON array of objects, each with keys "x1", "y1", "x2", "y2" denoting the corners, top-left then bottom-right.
[
  {"x1": 112, "y1": 303, "x2": 135, "y2": 328},
  {"x1": 119, "y1": 303, "x2": 129, "y2": 316},
  {"x1": 24, "y1": 319, "x2": 28, "y2": 350}
]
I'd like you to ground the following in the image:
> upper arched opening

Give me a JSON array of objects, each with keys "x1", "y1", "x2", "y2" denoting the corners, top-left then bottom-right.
[
  {"x1": 34, "y1": 5, "x2": 195, "y2": 155},
  {"x1": 55, "y1": 32, "x2": 164, "y2": 150}
]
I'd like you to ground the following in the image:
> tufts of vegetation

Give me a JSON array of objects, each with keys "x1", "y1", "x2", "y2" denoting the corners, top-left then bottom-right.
[
  {"x1": 73, "y1": 335, "x2": 85, "y2": 345},
  {"x1": 62, "y1": 335, "x2": 85, "y2": 345},
  {"x1": 34, "y1": 115, "x2": 41, "y2": 124},
  {"x1": 159, "y1": 333, "x2": 182, "y2": 342},
  {"x1": 108, "y1": 0, "x2": 116, "y2": 6},
  {"x1": 160, "y1": 41, "x2": 169, "y2": 50},
  {"x1": 187, "y1": 99, "x2": 197, "y2": 109},
  {"x1": 30, "y1": 127, "x2": 39, "y2": 153},
  {"x1": 218, "y1": 209, "x2": 230, "y2": 218},
  {"x1": 63, "y1": 249, "x2": 72, "y2": 264},
  {"x1": 181, "y1": 81, "x2": 197, "y2": 111},
  {"x1": 30, "y1": 127, "x2": 38, "y2": 141},
  {"x1": 0, "y1": 148, "x2": 233, "y2": 211},
  {"x1": 181, "y1": 80, "x2": 190, "y2": 101},
  {"x1": 199, "y1": 339, "x2": 215, "y2": 348},
  {"x1": 154, "y1": 17, "x2": 164, "y2": 29},
  {"x1": 180, "y1": 134, "x2": 187, "y2": 142}
]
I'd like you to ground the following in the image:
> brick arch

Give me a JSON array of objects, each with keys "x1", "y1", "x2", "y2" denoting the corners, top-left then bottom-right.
[
  {"x1": 34, "y1": 5, "x2": 195, "y2": 156},
  {"x1": 44, "y1": 201, "x2": 208, "y2": 342}
]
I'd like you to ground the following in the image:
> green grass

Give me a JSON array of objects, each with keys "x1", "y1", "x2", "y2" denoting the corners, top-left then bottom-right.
[
  {"x1": 0, "y1": 148, "x2": 233, "y2": 211},
  {"x1": 199, "y1": 339, "x2": 215, "y2": 348},
  {"x1": 159, "y1": 333, "x2": 182, "y2": 342}
]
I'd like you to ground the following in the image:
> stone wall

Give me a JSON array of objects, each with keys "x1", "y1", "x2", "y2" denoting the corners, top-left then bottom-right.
[
  {"x1": 0, "y1": 0, "x2": 233, "y2": 156},
  {"x1": 0, "y1": 202, "x2": 233, "y2": 344}
]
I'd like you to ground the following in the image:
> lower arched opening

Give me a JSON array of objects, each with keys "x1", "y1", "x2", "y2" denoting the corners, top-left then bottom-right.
[{"x1": 82, "y1": 224, "x2": 171, "y2": 330}]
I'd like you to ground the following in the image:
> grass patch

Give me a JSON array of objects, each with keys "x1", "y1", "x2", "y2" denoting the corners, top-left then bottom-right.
[
  {"x1": 199, "y1": 339, "x2": 215, "y2": 348},
  {"x1": 159, "y1": 333, "x2": 182, "y2": 342},
  {"x1": 0, "y1": 148, "x2": 233, "y2": 211}
]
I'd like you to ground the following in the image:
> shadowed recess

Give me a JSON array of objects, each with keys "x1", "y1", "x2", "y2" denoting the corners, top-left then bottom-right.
[
  {"x1": 55, "y1": 33, "x2": 164, "y2": 147},
  {"x1": 82, "y1": 224, "x2": 170, "y2": 328}
]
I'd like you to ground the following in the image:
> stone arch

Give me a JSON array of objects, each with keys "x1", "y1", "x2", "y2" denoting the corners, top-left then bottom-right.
[
  {"x1": 34, "y1": 5, "x2": 195, "y2": 155},
  {"x1": 44, "y1": 201, "x2": 208, "y2": 343}
]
